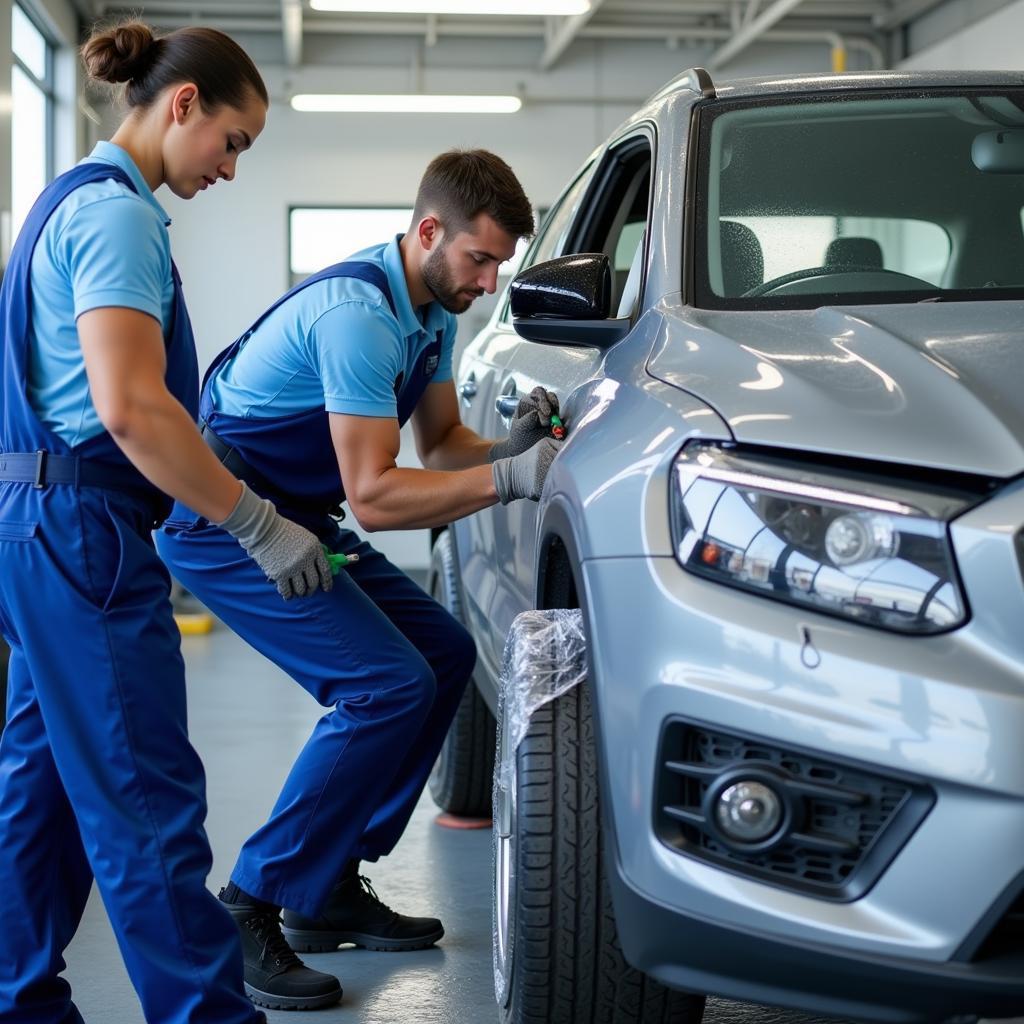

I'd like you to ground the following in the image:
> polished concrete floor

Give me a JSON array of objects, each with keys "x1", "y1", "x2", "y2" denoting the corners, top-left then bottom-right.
[{"x1": 58, "y1": 621, "x2": 1021, "y2": 1024}]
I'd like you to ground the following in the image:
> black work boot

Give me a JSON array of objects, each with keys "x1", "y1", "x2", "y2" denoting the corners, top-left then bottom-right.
[
  {"x1": 219, "y1": 883, "x2": 343, "y2": 1011},
  {"x1": 281, "y1": 864, "x2": 444, "y2": 953}
]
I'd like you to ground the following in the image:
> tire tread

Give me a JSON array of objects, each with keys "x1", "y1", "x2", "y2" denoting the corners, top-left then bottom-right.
[{"x1": 505, "y1": 616, "x2": 705, "y2": 1024}]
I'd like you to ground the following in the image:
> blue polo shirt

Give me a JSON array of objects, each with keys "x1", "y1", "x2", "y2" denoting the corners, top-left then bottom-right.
[
  {"x1": 208, "y1": 236, "x2": 456, "y2": 422},
  {"x1": 27, "y1": 141, "x2": 175, "y2": 448}
]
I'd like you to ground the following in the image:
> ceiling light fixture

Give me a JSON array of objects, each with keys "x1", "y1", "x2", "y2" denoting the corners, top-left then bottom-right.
[
  {"x1": 291, "y1": 93, "x2": 523, "y2": 114},
  {"x1": 310, "y1": 1, "x2": 590, "y2": 15}
]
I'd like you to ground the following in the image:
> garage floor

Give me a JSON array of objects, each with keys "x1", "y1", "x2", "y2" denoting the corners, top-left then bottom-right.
[{"x1": 60, "y1": 622, "x2": 1019, "y2": 1024}]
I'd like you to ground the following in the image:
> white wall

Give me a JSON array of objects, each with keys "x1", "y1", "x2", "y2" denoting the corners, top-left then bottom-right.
[{"x1": 901, "y1": 0, "x2": 1024, "y2": 68}]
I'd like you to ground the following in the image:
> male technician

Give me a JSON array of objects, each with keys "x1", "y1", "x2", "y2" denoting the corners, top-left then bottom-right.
[{"x1": 156, "y1": 149, "x2": 561, "y2": 1011}]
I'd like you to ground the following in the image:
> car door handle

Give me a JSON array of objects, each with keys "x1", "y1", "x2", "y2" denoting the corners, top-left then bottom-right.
[
  {"x1": 459, "y1": 377, "x2": 478, "y2": 401},
  {"x1": 495, "y1": 395, "x2": 520, "y2": 419}
]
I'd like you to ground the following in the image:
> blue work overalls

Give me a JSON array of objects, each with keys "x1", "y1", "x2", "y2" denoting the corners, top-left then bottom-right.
[
  {"x1": 155, "y1": 263, "x2": 476, "y2": 917},
  {"x1": 0, "y1": 165, "x2": 262, "y2": 1024}
]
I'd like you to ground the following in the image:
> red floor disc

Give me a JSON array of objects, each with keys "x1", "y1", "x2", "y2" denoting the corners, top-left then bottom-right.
[{"x1": 435, "y1": 813, "x2": 492, "y2": 830}]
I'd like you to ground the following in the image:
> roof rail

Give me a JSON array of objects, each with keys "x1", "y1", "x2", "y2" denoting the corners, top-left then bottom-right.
[{"x1": 646, "y1": 67, "x2": 717, "y2": 106}]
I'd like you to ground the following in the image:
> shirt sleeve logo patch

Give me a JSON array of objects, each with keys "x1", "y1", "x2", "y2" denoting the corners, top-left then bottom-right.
[{"x1": 424, "y1": 354, "x2": 440, "y2": 376}]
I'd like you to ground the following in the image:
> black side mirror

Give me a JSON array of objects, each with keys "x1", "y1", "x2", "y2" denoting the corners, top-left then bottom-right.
[
  {"x1": 511, "y1": 253, "x2": 611, "y2": 319},
  {"x1": 510, "y1": 254, "x2": 631, "y2": 349}
]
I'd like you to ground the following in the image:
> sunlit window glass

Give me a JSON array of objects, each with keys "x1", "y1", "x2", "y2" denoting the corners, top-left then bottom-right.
[
  {"x1": 12, "y1": 3, "x2": 46, "y2": 79},
  {"x1": 290, "y1": 208, "x2": 414, "y2": 284},
  {"x1": 11, "y1": 3, "x2": 52, "y2": 244},
  {"x1": 11, "y1": 66, "x2": 47, "y2": 241},
  {"x1": 290, "y1": 206, "x2": 531, "y2": 288}
]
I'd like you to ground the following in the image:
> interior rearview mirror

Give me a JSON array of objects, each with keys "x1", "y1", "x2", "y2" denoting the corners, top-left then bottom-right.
[{"x1": 971, "y1": 129, "x2": 1024, "y2": 173}]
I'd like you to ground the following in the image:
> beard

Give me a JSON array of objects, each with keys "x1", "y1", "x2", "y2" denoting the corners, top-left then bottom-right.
[{"x1": 421, "y1": 243, "x2": 479, "y2": 314}]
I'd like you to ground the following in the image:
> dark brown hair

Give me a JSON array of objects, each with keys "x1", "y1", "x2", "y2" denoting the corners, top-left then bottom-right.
[
  {"x1": 413, "y1": 149, "x2": 534, "y2": 240},
  {"x1": 81, "y1": 21, "x2": 268, "y2": 113}
]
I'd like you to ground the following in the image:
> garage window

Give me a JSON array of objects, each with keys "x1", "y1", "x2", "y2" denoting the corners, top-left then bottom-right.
[
  {"x1": 12, "y1": 2, "x2": 54, "y2": 243},
  {"x1": 289, "y1": 207, "x2": 413, "y2": 285},
  {"x1": 292, "y1": 206, "x2": 532, "y2": 289}
]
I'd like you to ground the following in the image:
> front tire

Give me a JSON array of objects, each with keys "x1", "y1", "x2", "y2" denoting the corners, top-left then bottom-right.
[
  {"x1": 427, "y1": 531, "x2": 496, "y2": 818},
  {"x1": 494, "y1": 610, "x2": 706, "y2": 1024}
]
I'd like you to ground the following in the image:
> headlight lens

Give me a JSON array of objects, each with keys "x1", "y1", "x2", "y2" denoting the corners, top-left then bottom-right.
[{"x1": 670, "y1": 444, "x2": 970, "y2": 634}]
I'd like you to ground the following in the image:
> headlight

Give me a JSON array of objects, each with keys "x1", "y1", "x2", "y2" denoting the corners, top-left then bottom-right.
[{"x1": 670, "y1": 443, "x2": 971, "y2": 635}]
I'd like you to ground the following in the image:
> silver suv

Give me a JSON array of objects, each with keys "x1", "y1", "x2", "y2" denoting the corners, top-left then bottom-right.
[{"x1": 427, "y1": 68, "x2": 1024, "y2": 1024}]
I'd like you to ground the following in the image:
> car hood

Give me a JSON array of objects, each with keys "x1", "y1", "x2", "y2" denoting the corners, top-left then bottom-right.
[{"x1": 646, "y1": 300, "x2": 1024, "y2": 478}]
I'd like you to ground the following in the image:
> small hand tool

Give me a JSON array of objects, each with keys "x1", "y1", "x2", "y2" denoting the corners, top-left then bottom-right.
[{"x1": 322, "y1": 544, "x2": 360, "y2": 575}]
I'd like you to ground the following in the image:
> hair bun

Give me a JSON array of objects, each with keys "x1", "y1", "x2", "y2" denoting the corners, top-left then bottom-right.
[{"x1": 82, "y1": 22, "x2": 160, "y2": 85}]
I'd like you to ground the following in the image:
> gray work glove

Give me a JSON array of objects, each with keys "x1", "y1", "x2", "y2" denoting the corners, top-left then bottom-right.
[
  {"x1": 488, "y1": 386, "x2": 561, "y2": 462},
  {"x1": 491, "y1": 436, "x2": 562, "y2": 504},
  {"x1": 218, "y1": 482, "x2": 333, "y2": 600}
]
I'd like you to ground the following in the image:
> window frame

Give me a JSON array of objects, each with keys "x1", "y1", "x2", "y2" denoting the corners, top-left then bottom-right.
[
  {"x1": 12, "y1": 1, "x2": 55, "y2": 182},
  {"x1": 497, "y1": 158, "x2": 599, "y2": 324},
  {"x1": 566, "y1": 125, "x2": 656, "y2": 321}
]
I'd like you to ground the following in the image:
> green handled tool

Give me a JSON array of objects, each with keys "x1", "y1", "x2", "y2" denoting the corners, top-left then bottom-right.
[
  {"x1": 549, "y1": 412, "x2": 566, "y2": 441},
  {"x1": 322, "y1": 544, "x2": 359, "y2": 575}
]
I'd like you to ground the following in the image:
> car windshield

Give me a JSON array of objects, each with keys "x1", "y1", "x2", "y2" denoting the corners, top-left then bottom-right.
[{"x1": 695, "y1": 90, "x2": 1024, "y2": 309}]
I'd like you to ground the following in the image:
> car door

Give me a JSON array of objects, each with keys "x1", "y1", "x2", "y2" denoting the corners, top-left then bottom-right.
[
  {"x1": 450, "y1": 158, "x2": 600, "y2": 686},
  {"x1": 448, "y1": 324, "x2": 510, "y2": 649},
  {"x1": 489, "y1": 130, "x2": 656, "y2": 661}
]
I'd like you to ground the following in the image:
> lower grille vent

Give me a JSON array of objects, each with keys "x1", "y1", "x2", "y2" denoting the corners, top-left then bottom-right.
[{"x1": 655, "y1": 720, "x2": 934, "y2": 900}]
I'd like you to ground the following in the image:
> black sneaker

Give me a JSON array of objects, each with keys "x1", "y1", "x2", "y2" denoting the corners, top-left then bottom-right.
[
  {"x1": 219, "y1": 887, "x2": 343, "y2": 1011},
  {"x1": 282, "y1": 874, "x2": 444, "y2": 953}
]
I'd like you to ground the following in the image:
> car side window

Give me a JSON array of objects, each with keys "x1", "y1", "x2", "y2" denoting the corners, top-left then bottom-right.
[
  {"x1": 499, "y1": 162, "x2": 596, "y2": 323},
  {"x1": 569, "y1": 135, "x2": 653, "y2": 319}
]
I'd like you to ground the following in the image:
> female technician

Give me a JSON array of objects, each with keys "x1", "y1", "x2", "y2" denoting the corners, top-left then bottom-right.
[{"x1": 0, "y1": 21, "x2": 337, "y2": 1023}]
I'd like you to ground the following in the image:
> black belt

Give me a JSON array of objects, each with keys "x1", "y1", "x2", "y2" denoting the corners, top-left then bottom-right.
[
  {"x1": 200, "y1": 422, "x2": 344, "y2": 519},
  {"x1": 0, "y1": 450, "x2": 155, "y2": 494}
]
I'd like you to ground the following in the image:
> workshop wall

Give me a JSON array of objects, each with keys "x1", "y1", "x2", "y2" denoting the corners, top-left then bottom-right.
[{"x1": 900, "y1": 0, "x2": 1024, "y2": 68}]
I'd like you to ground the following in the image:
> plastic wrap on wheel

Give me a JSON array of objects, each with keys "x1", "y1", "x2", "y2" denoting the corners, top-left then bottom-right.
[
  {"x1": 501, "y1": 609, "x2": 585, "y2": 762},
  {"x1": 492, "y1": 609, "x2": 586, "y2": 1003}
]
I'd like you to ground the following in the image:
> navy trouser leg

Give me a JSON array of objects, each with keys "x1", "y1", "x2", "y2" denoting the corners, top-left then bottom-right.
[
  {"x1": 155, "y1": 523, "x2": 474, "y2": 916},
  {"x1": 0, "y1": 642, "x2": 89, "y2": 1024},
  {"x1": 0, "y1": 488, "x2": 261, "y2": 1024},
  {"x1": 335, "y1": 533, "x2": 476, "y2": 860}
]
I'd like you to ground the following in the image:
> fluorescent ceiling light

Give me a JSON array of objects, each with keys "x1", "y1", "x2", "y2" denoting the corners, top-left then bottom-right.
[
  {"x1": 310, "y1": 1, "x2": 590, "y2": 14},
  {"x1": 291, "y1": 93, "x2": 522, "y2": 114}
]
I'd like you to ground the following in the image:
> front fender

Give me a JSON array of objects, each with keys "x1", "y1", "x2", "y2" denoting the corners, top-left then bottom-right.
[{"x1": 534, "y1": 366, "x2": 731, "y2": 565}]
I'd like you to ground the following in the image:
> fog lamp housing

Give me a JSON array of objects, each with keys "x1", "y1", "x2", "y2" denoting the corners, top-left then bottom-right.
[
  {"x1": 715, "y1": 781, "x2": 783, "y2": 843},
  {"x1": 703, "y1": 767, "x2": 795, "y2": 853}
]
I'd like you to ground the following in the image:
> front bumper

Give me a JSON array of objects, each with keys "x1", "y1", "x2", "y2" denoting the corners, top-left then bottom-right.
[
  {"x1": 579, "y1": 522, "x2": 1024, "y2": 1021},
  {"x1": 607, "y1": 862, "x2": 1024, "y2": 1023}
]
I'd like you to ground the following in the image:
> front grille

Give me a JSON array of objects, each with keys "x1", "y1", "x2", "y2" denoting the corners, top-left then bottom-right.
[{"x1": 655, "y1": 719, "x2": 934, "y2": 900}]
